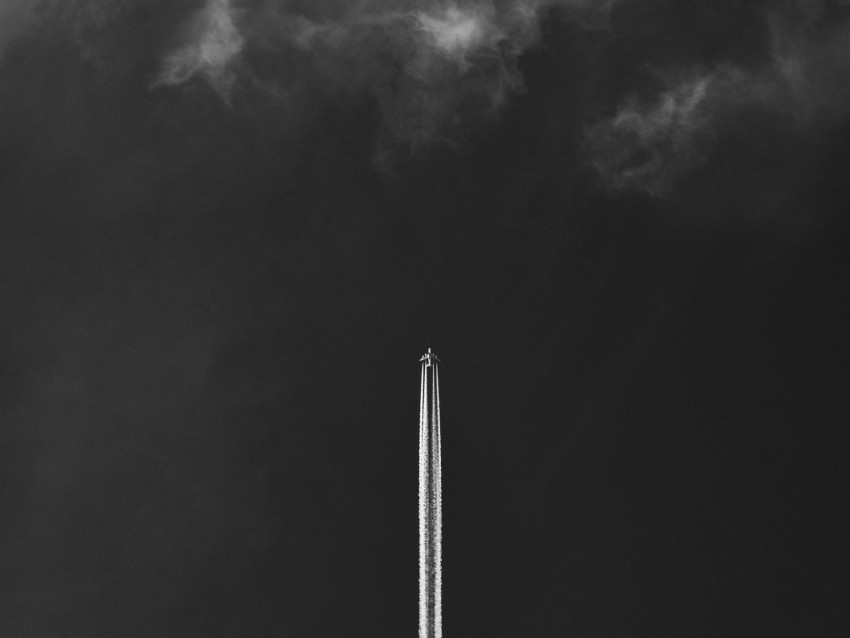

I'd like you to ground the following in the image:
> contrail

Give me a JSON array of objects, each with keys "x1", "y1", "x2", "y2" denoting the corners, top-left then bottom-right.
[{"x1": 419, "y1": 348, "x2": 442, "y2": 638}]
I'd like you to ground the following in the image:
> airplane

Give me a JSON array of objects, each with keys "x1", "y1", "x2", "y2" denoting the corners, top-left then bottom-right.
[{"x1": 420, "y1": 348, "x2": 440, "y2": 366}]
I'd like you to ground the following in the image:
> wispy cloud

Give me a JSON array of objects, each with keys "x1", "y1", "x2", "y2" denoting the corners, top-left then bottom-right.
[
  {"x1": 769, "y1": 1, "x2": 850, "y2": 125},
  {"x1": 416, "y1": 4, "x2": 502, "y2": 61},
  {"x1": 584, "y1": 67, "x2": 772, "y2": 197},
  {"x1": 585, "y1": 1, "x2": 850, "y2": 197},
  {"x1": 151, "y1": 0, "x2": 244, "y2": 100},
  {"x1": 151, "y1": 0, "x2": 621, "y2": 158}
]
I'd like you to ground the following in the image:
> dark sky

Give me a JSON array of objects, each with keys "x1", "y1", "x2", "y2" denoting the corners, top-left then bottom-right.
[{"x1": 1, "y1": 1, "x2": 848, "y2": 636}]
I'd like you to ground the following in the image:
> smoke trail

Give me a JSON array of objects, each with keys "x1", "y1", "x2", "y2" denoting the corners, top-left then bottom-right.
[
  {"x1": 418, "y1": 361, "x2": 428, "y2": 638},
  {"x1": 419, "y1": 352, "x2": 442, "y2": 638},
  {"x1": 433, "y1": 362, "x2": 442, "y2": 637},
  {"x1": 419, "y1": 360, "x2": 428, "y2": 638}
]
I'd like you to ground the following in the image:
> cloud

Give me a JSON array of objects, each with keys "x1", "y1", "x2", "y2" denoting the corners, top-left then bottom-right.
[
  {"x1": 585, "y1": 1, "x2": 850, "y2": 198},
  {"x1": 768, "y1": 0, "x2": 850, "y2": 125},
  {"x1": 416, "y1": 4, "x2": 501, "y2": 60},
  {"x1": 151, "y1": 0, "x2": 244, "y2": 99},
  {"x1": 584, "y1": 67, "x2": 773, "y2": 197},
  {"x1": 151, "y1": 0, "x2": 621, "y2": 159}
]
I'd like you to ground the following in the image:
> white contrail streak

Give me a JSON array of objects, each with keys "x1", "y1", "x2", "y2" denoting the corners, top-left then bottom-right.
[
  {"x1": 419, "y1": 360, "x2": 428, "y2": 637},
  {"x1": 419, "y1": 349, "x2": 442, "y2": 638},
  {"x1": 434, "y1": 363, "x2": 442, "y2": 635}
]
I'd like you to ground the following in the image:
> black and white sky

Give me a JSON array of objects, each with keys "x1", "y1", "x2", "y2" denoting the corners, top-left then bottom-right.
[{"x1": 1, "y1": 1, "x2": 848, "y2": 636}]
